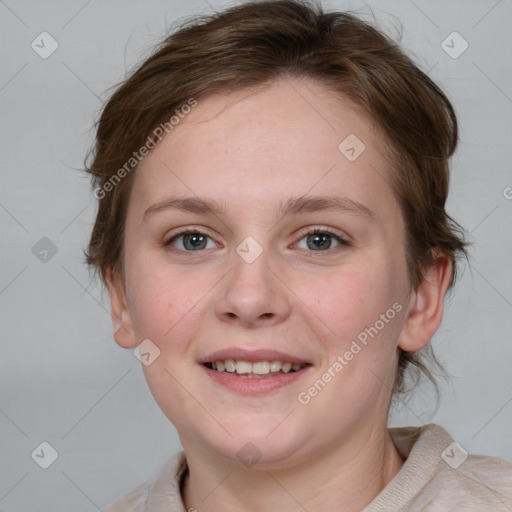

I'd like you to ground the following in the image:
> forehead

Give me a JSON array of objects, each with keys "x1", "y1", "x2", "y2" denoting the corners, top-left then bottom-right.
[{"x1": 130, "y1": 77, "x2": 398, "y2": 222}]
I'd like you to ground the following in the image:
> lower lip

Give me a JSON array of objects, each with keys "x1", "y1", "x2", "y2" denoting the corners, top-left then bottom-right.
[{"x1": 201, "y1": 365, "x2": 311, "y2": 394}]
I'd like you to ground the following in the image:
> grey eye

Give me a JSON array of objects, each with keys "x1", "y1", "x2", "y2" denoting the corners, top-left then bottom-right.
[
  {"x1": 296, "y1": 231, "x2": 344, "y2": 251},
  {"x1": 167, "y1": 231, "x2": 216, "y2": 251}
]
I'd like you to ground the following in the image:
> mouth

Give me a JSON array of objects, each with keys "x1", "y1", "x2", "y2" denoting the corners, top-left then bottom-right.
[
  {"x1": 203, "y1": 359, "x2": 310, "y2": 378},
  {"x1": 199, "y1": 349, "x2": 313, "y2": 394}
]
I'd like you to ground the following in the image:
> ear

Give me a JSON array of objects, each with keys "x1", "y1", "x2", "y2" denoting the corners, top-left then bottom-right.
[
  {"x1": 397, "y1": 252, "x2": 453, "y2": 352},
  {"x1": 105, "y1": 266, "x2": 138, "y2": 349}
]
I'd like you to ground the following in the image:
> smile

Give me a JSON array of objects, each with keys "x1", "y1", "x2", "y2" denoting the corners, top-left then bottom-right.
[{"x1": 204, "y1": 360, "x2": 309, "y2": 377}]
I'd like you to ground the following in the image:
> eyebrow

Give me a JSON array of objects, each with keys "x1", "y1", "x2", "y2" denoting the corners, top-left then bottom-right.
[{"x1": 143, "y1": 194, "x2": 375, "y2": 221}]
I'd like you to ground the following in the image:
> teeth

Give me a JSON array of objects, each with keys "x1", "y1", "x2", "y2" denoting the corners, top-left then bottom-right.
[
  {"x1": 281, "y1": 362, "x2": 292, "y2": 373},
  {"x1": 224, "y1": 360, "x2": 236, "y2": 372},
  {"x1": 235, "y1": 361, "x2": 252, "y2": 374},
  {"x1": 270, "y1": 360, "x2": 282, "y2": 372},
  {"x1": 253, "y1": 361, "x2": 270, "y2": 374},
  {"x1": 207, "y1": 359, "x2": 306, "y2": 375}
]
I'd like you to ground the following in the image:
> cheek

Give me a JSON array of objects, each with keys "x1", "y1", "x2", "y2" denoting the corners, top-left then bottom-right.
[
  {"x1": 300, "y1": 264, "x2": 405, "y2": 408},
  {"x1": 125, "y1": 258, "x2": 202, "y2": 345},
  {"x1": 301, "y1": 263, "x2": 401, "y2": 345},
  {"x1": 126, "y1": 264, "x2": 209, "y2": 425}
]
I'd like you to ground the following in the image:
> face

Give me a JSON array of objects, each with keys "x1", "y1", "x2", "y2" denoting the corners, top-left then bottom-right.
[{"x1": 113, "y1": 78, "x2": 415, "y2": 468}]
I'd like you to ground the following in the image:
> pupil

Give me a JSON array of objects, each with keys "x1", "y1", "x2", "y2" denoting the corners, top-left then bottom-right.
[
  {"x1": 184, "y1": 233, "x2": 206, "y2": 250},
  {"x1": 308, "y1": 233, "x2": 331, "y2": 250}
]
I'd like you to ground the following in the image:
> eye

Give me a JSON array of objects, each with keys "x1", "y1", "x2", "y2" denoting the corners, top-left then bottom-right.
[
  {"x1": 295, "y1": 228, "x2": 349, "y2": 252},
  {"x1": 164, "y1": 227, "x2": 350, "y2": 253},
  {"x1": 164, "y1": 229, "x2": 218, "y2": 251}
]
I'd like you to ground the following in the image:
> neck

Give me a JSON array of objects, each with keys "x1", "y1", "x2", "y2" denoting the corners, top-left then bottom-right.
[{"x1": 181, "y1": 425, "x2": 405, "y2": 512}]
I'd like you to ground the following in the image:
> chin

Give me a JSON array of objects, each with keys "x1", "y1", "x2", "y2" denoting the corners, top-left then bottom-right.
[{"x1": 200, "y1": 418, "x2": 313, "y2": 469}]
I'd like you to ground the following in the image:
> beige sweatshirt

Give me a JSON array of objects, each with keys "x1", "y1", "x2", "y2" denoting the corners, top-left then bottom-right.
[{"x1": 102, "y1": 424, "x2": 512, "y2": 511}]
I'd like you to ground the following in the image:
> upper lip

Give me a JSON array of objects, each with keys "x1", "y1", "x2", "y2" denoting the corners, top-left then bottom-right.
[{"x1": 199, "y1": 348, "x2": 311, "y2": 365}]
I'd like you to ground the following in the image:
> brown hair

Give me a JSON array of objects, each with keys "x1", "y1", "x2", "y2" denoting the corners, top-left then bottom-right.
[{"x1": 84, "y1": 0, "x2": 467, "y2": 394}]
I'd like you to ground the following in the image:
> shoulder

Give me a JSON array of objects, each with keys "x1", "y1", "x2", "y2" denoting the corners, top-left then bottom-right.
[
  {"x1": 433, "y1": 451, "x2": 512, "y2": 507},
  {"x1": 102, "y1": 451, "x2": 187, "y2": 512},
  {"x1": 366, "y1": 424, "x2": 512, "y2": 511},
  {"x1": 102, "y1": 480, "x2": 152, "y2": 512}
]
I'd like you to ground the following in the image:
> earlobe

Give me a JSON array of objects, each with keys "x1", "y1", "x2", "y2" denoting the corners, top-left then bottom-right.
[
  {"x1": 105, "y1": 267, "x2": 138, "y2": 349},
  {"x1": 397, "y1": 253, "x2": 453, "y2": 352}
]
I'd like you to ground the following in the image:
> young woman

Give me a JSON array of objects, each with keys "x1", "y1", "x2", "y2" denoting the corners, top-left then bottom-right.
[{"x1": 85, "y1": 1, "x2": 512, "y2": 510}]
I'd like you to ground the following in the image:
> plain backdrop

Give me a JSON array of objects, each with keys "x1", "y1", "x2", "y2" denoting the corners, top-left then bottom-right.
[{"x1": 1, "y1": 0, "x2": 511, "y2": 510}]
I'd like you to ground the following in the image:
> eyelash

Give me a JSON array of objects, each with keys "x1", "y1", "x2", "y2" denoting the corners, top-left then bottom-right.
[{"x1": 163, "y1": 227, "x2": 350, "y2": 254}]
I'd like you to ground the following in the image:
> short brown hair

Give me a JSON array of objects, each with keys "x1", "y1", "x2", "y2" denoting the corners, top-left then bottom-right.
[{"x1": 84, "y1": 0, "x2": 467, "y2": 394}]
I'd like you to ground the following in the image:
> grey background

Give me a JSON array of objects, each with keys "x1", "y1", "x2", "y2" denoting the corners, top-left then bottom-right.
[{"x1": 1, "y1": 0, "x2": 511, "y2": 510}]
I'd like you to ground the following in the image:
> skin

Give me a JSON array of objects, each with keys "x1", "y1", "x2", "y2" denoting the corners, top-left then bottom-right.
[{"x1": 107, "y1": 77, "x2": 452, "y2": 512}]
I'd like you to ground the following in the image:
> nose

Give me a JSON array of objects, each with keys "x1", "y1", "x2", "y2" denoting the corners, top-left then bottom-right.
[{"x1": 214, "y1": 244, "x2": 293, "y2": 328}]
